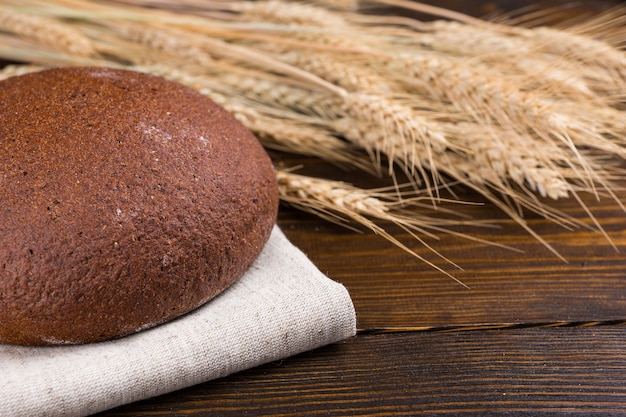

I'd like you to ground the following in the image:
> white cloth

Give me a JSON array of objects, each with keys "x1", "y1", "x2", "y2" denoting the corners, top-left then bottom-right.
[{"x1": 0, "y1": 226, "x2": 356, "y2": 417}]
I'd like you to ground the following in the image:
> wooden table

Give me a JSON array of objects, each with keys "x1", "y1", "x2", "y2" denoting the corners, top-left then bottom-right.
[
  {"x1": 89, "y1": 1, "x2": 624, "y2": 415},
  {"x1": 95, "y1": 148, "x2": 626, "y2": 416}
]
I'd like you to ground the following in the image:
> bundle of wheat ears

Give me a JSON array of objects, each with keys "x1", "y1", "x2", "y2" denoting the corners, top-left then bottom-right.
[{"x1": 0, "y1": 0, "x2": 625, "y2": 277}]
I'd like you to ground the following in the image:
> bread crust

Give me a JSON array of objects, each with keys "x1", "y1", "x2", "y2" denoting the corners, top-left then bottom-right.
[{"x1": 0, "y1": 67, "x2": 278, "y2": 345}]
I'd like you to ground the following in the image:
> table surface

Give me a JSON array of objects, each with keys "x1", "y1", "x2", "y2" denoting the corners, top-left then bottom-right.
[
  {"x1": 85, "y1": 1, "x2": 626, "y2": 415},
  {"x1": 97, "y1": 163, "x2": 626, "y2": 416}
]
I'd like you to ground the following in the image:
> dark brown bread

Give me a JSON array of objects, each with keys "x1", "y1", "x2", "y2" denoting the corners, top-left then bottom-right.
[{"x1": 0, "y1": 67, "x2": 278, "y2": 345}]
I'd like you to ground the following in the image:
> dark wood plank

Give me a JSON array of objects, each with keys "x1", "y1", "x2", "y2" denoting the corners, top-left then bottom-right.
[
  {"x1": 276, "y1": 169, "x2": 626, "y2": 330},
  {"x1": 97, "y1": 326, "x2": 626, "y2": 416}
]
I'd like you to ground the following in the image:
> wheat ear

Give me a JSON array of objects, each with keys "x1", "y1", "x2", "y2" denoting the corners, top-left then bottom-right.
[
  {"x1": 214, "y1": 69, "x2": 454, "y2": 191},
  {"x1": 443, "y1": 122, "x2": 573, "y2": 201},
  {"x1": 0, "y1": 63, "x2": 46, "y2": 80},
  {"x1": 306, "y1": 0, "x2": 359, "y2": 11},
  {"x1": 398, "y1": 53, "x2": 619, "y2": 193},
  {"x1": 277, "y1": 50, "x2": 395, "y2": 94},
  {"x1": 333, "y1": 114, "x2": 615, "y2": 259},
  {"x1": 335, "y1": 93, "x2": 449, "y2": 185},
  {"x1": 219, "y1": 100, "x2": 371, "y2": 171},
  {"x1": 512, "y1": 25, "x2": 626, "y2": 87},
  {"x1": 215, "y1": 71, "x2": 333, "y2": 116},
  {"x1": 0, "y1": 7, "x2": 96, "y2": 57},
  {"x1": 374, "y1": 0, "x2": 626, "y2": 91},
  {"x1": 277, "y1": 169, "x2": 507, "y2": 286},
  {"x1": 227, "y1": 0, "x2": 348, "y2": 27},
  {"x1": 115, "y1": 23, "x2": 214, "y2": 66},
  {"x1": 416, "y1": 20, "x2": 599, "y2": 100}
]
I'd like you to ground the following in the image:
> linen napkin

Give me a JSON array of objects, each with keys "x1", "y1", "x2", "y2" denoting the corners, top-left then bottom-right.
[{"x1": 0, "y1": 226, "x2": 356, "y2": 417}]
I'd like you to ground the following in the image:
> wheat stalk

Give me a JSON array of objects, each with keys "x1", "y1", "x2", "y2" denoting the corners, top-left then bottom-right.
[
  {"x1": 0, "y1": 6, "x2": 96, "y2": 56},
  {"x1": 276, "y1": 169, "x2": 510, "y2": 286},
  {"x1": 396, "y1": 53, "x2": 620, "y2": 194},
  {"x1": 212, "y1": 69, "x2": 452, "y2": 183}
]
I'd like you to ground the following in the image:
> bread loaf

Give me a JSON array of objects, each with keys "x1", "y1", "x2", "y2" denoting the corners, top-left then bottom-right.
[{"x1": 0, "y1": 67, "x2": 278, "y2": 345}]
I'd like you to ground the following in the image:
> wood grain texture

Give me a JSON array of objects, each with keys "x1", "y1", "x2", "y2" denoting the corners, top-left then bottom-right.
[
  {"x1": 98, "y1": 327, "x2": 626, "y2": 416},
  {"x1": 275, "y1": 156, "x2": 626, "y2": 330}
]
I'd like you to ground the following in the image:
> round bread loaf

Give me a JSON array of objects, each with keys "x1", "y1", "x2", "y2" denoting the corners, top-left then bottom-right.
[{"x1": 0, "y1": 67, "x2": 278, "y2": 346}]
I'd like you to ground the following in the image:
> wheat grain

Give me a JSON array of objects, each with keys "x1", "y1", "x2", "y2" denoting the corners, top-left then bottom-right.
[
  {"x1": 513, "y1": 25, "x2": 626, "y2": 85},
  {"x1": 398, "y1": 53, "x2": 621, "y2": 191},
  {"x1": 0, "y1": 7, "x2": 96, "y2": 56},
  {"x1": 116, "y1": 23, "x2": 214, "y2": 66},
  {"x1": 417, "y1": 20, "x2": 598, "y2": 99},
  {"x1": 217, "y1": 71, "x2": 335, "y2": 116},
  {"x1": 278, "y1": 51, "x2": 394, "y2": 93},
  {"x1": 445, "y1": 122, "x2": 572, "y2": 200},
  {"x1": 229, "y1": 0, "x2": 347, "y2": 27},
  {"x1": 306, "y1": 0, "x2": 359, "y2": 11}
]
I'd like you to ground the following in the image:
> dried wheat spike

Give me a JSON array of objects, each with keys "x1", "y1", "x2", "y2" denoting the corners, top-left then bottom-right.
[
  {"x1": 116, "y1": 23, "x2": 214, "y2": 66},
  {"x1": 0, "y1": 63, "x2": 45, "y2": 80},
  {"x1": 220, "y1": 99, "x2": 370, "y2": 170},
  {"x1": 337, "y1": 115, "x2": 568, "y2": 209},
  {"x1": 337, "y1": 93, "x2": 449, "y2": 171},
  {"x1": 420, "y1": 20, "x2": 531, "y2": 56},
  {"x1": 306, "y1": 0, "x2": 359, "y2": 11},
  {"x1": 278, "y1": 51, "x2": 395, "y2": 93},
  {"x1": 418, "y1": 20, "x2": 598, "y2": 99},
  {"x1": 245, "y1": 117, "x2": 367, "y2": 167},
  {"x1": 511, "y1": 25, "x2": 626, "y2": 86},
  {"x1": 331, "y1": 114, "x2": 448, "y2": 196},
  {"x1": 371, "y1": 0, "x2": 625, "y2": 92},
  {"x1": 230, "y1": 0, "x2": 347, "y2": 27},
  {"x1": 335, "y1": 116, "x2": 582, "y2": 258},
  {"x1": 0, "y1": 7, "x2": 96, "y2": 56},
  {"x1": 399, "y1": 53, "x2": 618, "y2": 189},
  {"x1": 276, "y1": 169, "x2": 478, "y2": 284},
  {"x1": 217, "y1": 71, "x2": 335, "y2": 116},
  {"x1": 445, "y1": 122, "x2": 572, "y2": 200}
]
